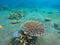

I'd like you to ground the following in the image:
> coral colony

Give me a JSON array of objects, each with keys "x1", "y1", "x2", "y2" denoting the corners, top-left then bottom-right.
[
  {"x1": 8, "y1": 10, "x2": 24, "y2": 20},
  {"x1": 21, "y1": 21, "x2": 44, "y2": 36},
  {"x1": 11, "y1": 21, "x2": 44, "y2": 45}
]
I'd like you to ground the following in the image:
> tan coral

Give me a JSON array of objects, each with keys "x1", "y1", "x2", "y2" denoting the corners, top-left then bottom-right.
[{"x1": 21, "y1": 21, "x2": 44, "y2": 36}]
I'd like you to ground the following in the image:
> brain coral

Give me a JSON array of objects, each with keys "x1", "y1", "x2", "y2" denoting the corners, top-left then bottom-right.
[{"x1": 21, "y1": 21, "x2": 44, "y2": 36}]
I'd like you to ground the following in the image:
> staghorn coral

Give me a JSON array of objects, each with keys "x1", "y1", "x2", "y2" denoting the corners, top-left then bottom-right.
[
  {"x1": 21, "y1": 21, "x2": 44, "y2": 36},
  {"x1": 8, "y1": 10, "x2": 24, "y2": 20}
]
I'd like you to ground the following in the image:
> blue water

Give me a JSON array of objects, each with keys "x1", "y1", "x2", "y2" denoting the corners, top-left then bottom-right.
[
  {"x1": 0, "y1": 0, "x2": 60, "y2": 45},
  {"x1": 0, "y1": 0, "x2": 60, "y2": 9}
]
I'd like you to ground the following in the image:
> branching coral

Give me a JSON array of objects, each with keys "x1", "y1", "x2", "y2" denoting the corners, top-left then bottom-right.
[{"x1": 21, "y1": 21, "x2": 44, "y2": 36}]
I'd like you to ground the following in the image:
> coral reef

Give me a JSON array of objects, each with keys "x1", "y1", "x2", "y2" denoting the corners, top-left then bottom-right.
[
  {"x1": 11, "y1": 30, "x2": 37, "y2": 45},
  {"x1": 8, "y1": 10, "x2": 24, "y2": 20},
  {"x1": 21, "y1": 21, "x2": 44, "y2": 36}
]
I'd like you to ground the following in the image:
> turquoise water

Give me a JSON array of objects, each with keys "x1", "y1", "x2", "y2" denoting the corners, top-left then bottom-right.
[{"x1": 0, "y1": 0, "x2": 60, "y2": 45}]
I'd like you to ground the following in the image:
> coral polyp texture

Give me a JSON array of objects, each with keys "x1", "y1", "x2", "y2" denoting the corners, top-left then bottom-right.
[{"x1": 21, "y1": 21, "x2": 44, "y2": 36}]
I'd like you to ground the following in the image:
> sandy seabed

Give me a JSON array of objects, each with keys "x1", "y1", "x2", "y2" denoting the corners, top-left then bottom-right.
[{"x1": 0, "y1": 7, "x2": 60, "y2": 45}]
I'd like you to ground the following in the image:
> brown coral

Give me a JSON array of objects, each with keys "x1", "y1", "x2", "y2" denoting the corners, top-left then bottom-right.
[{"x1": 21, "y1": 21, "x2": 44, "y2": 36}]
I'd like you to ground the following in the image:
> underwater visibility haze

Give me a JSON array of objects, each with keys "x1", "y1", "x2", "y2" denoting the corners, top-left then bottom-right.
[{"x1": 0, "y1": 0, "x2": 60, "y2": 45}]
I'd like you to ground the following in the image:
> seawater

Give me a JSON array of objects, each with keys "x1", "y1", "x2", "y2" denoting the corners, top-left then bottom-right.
[{"x1": 0, "y1": 0, "x2": 60, "y2": 45}]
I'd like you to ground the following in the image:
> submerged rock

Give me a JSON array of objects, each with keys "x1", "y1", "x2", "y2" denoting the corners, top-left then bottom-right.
[
  {"x1": 0, "y1": 25, "x2": 3, "y2": 30},
  {"x1": 45, "y1": 18, "x2": 51, "y2": 22},
  {"x1": 58, "y1": 31, "x2": 60, "y2": 34},
  {"x1": 13, "y1": 30, "x2": 24, "y2": 38},
  {"x1": 54, "y1": 23, "x2": 60, "y2": 30},
  {"x1": 11, "y1": 20, "x2": 20, "y2": 24}
]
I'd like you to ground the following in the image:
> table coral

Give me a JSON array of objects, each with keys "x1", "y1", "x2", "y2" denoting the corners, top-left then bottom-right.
[{"x1": 21, "y1": 21, "x2": 44, "y2": 36}]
